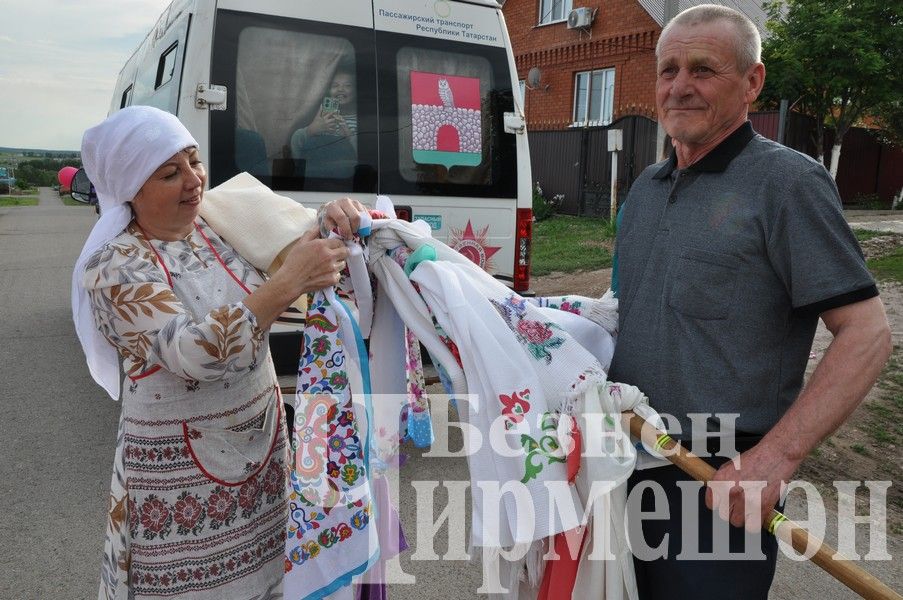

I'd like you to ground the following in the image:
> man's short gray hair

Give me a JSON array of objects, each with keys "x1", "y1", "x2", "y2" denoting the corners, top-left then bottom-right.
[{"x1": 657, "y1": 4, "x2": 762, "y2": 72}]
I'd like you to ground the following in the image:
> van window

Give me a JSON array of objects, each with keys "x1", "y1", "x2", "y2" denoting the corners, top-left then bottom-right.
[
  {"x1": 376, "y1": 33, "x2": 517, "y2": 199},
  {"x1": 155, "y1": 43, "x2": 179, "y2": 89},
  {"x1": 209, "y1": 10, "x2": 377, "y2": 192},
  {"x1": 131, "y1": 12, "x2": 188, "y2": 114},
  {"x1": 120, "y1": 85, "x2": 133, "y2": 109}
]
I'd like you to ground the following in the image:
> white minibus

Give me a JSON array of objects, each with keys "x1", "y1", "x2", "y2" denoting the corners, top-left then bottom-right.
[{"x1": 109, "y1": 0, "x2": 533, "y2": 371}]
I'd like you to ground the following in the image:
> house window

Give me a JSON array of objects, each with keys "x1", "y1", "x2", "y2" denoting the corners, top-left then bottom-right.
[
  {"x1": 538, "y1": 0, "x2": 572, "y2": 25},
  {"x1": 573, "y1": 68, "x2": 615, "y2": 126}
]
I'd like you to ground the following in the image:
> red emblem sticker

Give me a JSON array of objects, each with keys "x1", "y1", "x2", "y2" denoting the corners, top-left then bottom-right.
[{"x1": 449, "y1": 220, "x2": 501, "y2": 272}]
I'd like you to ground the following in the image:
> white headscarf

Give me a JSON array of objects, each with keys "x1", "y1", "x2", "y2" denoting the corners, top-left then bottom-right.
[{"x1": 72, "y1": 106, "x2": 198, "y2": 400}]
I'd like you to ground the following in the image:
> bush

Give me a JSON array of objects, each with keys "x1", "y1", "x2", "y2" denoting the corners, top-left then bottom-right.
[
  {"x1": 14, "y1": 174, "x2": 32, "y2": 190},
  {"x1": 532, "y1": 182, "x2": 562, "y2": 222}
]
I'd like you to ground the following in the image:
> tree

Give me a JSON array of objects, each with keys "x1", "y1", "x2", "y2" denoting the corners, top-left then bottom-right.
[
  {"x1": 14, "y1": 172, "x2": 32, "y2": 191},
  {"x1": 761, "y1": 0, "x2": 902, "y2": 179}
]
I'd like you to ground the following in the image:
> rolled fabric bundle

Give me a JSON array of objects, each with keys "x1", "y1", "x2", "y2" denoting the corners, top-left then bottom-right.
[{"x1": 200, "y1": 172, "x2": 317, "y2": 312}]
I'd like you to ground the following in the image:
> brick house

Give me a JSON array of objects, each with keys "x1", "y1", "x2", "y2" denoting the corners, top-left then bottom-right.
[
  {"x1": 504, "y1": 1, "x2": 901, "y2": 206},
  {"x1": 502, "y1": 0, "x2": 767, "y2": 131}
]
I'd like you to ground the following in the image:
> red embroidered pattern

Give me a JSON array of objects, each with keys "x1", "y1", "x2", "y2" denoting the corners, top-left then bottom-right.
[
  {"x1": 130, "y1": 524, "x2": 286, "y2": 596},
  {"x1": 123, "y1": 386, "x2": 275, "y2": 426},
  {"x1": 123, "y1": 435, "x2": 193, "y2": 473},
  {"x1": 499, "y1": 389, "x2": 531, "y2": 430},
  {"x1": 129, "y1": 459, "x2": 286, "y2": 541}
]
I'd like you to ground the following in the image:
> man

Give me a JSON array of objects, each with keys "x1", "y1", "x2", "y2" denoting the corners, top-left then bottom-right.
[{"x1": 609, "y1": 5, "x2": 891, "y2": 598}]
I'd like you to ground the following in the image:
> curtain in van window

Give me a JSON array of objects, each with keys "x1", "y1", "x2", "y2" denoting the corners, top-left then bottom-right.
[
  {"x1": 396, "y1": 48, "x2": 493, "y2": 186},
  {"x1": 236, "y1": 27, "x2": 353, "y2": 160}
]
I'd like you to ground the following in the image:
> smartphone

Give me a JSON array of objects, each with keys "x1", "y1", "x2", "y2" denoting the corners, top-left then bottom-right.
[{"x1": 321, "y1": 97, "x2": 340, "y2": 113}]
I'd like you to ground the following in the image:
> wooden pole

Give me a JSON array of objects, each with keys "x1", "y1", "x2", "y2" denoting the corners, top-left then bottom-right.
[{"x1": 624, "y1": 412, "x2": 903, "y2": 600}]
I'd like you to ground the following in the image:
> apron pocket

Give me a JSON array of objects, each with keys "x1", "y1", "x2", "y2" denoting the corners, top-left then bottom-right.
[{"x1": 183, "y1": 399, "x2": 281, "y2": 486}]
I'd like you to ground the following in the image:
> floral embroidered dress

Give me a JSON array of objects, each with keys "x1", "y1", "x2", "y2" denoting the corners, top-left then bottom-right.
[{"x1": 84, "y1": 219, "x2": 289, "y2": 600}]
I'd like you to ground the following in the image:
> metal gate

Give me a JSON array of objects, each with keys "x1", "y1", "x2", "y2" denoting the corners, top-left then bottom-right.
[{"x1": 528, "y1": 115, "x2": 659, "y2": 217}]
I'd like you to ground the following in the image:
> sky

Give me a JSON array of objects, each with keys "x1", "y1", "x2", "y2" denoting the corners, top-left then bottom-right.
[{"x1": 0, "y1": 1, "x2": 166, "y2": 151}]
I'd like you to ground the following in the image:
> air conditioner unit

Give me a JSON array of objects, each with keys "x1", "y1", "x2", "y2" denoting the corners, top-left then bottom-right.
[{"x1": 567, "y1": 7, "x2": 595, "y2": 29}]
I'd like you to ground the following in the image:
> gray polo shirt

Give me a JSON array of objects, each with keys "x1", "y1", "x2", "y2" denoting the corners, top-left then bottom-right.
[{"x1": 609, "y1": 122, "x2": 877, "y2": 437}]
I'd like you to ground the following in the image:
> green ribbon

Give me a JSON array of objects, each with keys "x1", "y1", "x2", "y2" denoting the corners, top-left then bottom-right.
[
  {"x1": 767, "y1": 512, "x2": 788, "y2": 535},
  {"x1": 653, "y1": 434, "x2": 672, "y2": 454}
]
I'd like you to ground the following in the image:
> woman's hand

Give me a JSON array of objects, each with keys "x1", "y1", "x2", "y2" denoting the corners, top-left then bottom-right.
[
  {"x1": 244, "y1": 229, "x2": 348, "y2": 329},
  {"x1": 279, "y1": 228, "x2": 349, "y2": 295},
  {"x1": 320, "y1": 197, "x2": 367, "y2": 239}
]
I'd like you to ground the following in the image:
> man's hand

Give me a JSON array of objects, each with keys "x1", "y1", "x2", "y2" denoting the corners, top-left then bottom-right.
[
  {"x1": 705, "y1": 441, "x2": 800, "y2": 532},
  {"x1": 706, "y1": 296, "x2": 890, "y2": 532}
]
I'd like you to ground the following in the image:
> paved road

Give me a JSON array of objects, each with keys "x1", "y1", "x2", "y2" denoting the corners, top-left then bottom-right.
[
  {"x1": 0, "y1": 189, "x2": 480, "y2": 600},
  {"x1": 0, "y1": 188, "x2": 114, "y2": 598},
  {"x1": 0, "y1": 190, "x2": 898, "y2": 598}
]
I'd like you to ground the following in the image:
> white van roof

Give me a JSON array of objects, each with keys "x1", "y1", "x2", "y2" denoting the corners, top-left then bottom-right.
[
  {"x1": 460, "y1": 0, "x2": 502, "y2": 6},
  {"x1": 115, "y1": 0, "x2": 195, "y2": 78},
  {"x1": 117, "y1": 0, "x2": 501, "y2": 77}
]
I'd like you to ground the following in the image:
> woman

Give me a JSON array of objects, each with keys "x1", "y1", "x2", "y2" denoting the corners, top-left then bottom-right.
[{"x1": 72, "y1": 105, "x2": 363, "y2": 599}]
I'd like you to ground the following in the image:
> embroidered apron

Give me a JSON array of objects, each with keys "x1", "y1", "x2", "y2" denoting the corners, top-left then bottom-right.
[{"x1": 99, "y1": 225, "x2": 288, "y2": 600}]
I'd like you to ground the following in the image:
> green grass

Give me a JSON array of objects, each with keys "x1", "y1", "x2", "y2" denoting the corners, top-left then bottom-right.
[
  {"x1": 853, "y1": 228, "x2": 886, "y2": 242},
  {"x1": 850, "y1": 443, "x2": 870, "y2": 456},
  {"x1": 879, "y1": 355, "x2": 903, "y2": 391},
  {"x1": 870, "y1": 427, "x2": 894, "y2": 445},
  {"x1": 0, "y1": 196, "x2": 38, "y2": 207},
  {"x1": 531, "y1": 215, "x2": 615, "y2": 275},
  {"x1": 61, "y1": 195, "x2": 92, "y2": 207},
  {"x1": 846, "y1": 193, "x2": 891, "y2": 211},
  {"x1": 867, "y1": 247, "x2": 903, "y2": 282},
  {"x1": 872, "y1": 356, "x2": 903, "y2": 446}
]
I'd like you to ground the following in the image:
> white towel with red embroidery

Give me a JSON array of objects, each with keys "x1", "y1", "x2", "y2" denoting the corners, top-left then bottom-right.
[
  {"x1": 195, "y1": 183, "x2": 652, "y2": 599},
  {"x1": 367, "y1": 217, "x2": 646, "y2": 599}
]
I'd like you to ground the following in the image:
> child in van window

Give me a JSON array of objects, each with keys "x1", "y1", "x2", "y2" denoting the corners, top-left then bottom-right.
[{"x1": 291, "y1": 68, "x2": 358, "y2": 158}]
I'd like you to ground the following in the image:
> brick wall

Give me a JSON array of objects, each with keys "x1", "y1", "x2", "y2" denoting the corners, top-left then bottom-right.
[{"x1": 502, "y1": 0, "x2": 661, "y2": 129}]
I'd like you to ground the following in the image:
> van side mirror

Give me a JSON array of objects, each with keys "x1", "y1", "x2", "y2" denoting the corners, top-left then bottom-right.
[{"x1": 71, "y1": 168, "x2": 97, "y2": 205}]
